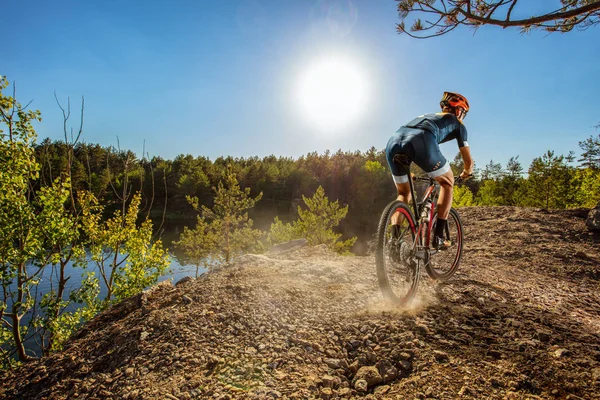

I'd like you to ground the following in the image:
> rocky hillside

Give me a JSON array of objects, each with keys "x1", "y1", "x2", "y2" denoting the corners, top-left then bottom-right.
[{"x1": 1, "y1": 206, "x2": 599, "y2": 400}]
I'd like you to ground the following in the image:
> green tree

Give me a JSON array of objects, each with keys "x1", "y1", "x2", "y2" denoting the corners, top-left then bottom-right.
[
  {"x1": 479, "y1": 159, "x2": 503, "y2": 181},
  {"x1": 177, "y1": 165, "x2": 264, "y2": 268},
  {"x1": 0, "y1": 77, "x2": 93, "y2": 365},
  {"x1": 578, "y1": 133, "x2": 600, "y2": 169},
  {"x1": 175, "y1": 216, "x2": 217, "y2": 276},
  {"x1": 79, "y1": 191, "x2": 170, "y2": 303},
  {"x1": 452, "y1": 185, "x2": 474, "y2": 207},
  {"x1": 571, "y1": 167, "x2": 600, "y2": 208},
  {"x1": 522, "y1": 151, "x2": 573, "y2": 209},
  {"x1": 267, "y1": 186, "x2": 357, "y2": 254},
  {"x1": 475, "y1": 179, "x2": 504, "y2": 206}
]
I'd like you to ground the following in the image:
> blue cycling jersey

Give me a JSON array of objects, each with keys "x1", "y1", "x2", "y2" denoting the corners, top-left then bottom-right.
[
  {"x1": 385, "y1": 112, "x2": 469, "y2": 184},
  {"x1": 403, "y1": 112, "x2": 468, "y2": 148}
]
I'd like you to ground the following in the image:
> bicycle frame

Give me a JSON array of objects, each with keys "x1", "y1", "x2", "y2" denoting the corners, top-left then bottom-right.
[{"x1": 406, "y1": 175, "x2": 439, "y2": 254}]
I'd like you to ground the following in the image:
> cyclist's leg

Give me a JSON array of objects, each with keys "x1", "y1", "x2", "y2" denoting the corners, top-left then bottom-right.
[
  {"x1": 385, "y1": 131, "x2": 415, "y2": 228},
  {"x1": 410, "y1": 133, "x2": 454, "y2": 249},
  {"x1": 433, "y1": 170, "x2": 454, "y2": 220}
]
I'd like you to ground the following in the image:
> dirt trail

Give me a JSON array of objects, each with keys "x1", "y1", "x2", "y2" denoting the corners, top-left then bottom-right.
[{"x1": 1, "y1": 206, "x2": 599, "y2": 399}]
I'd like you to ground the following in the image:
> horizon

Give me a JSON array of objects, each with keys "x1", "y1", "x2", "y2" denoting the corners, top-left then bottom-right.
[{"x1": 3, "y1": 0, "x2": 600, "y2": 172}]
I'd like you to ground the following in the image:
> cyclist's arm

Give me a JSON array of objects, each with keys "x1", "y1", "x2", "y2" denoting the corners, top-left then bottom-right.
[{"x1": 459, "y1": 146, "x2": 474, "y2": 179}]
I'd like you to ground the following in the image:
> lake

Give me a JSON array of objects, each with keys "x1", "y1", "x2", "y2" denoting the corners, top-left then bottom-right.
[{"x1": 2, "y1": 253, "x2": 206, "y2": 358}]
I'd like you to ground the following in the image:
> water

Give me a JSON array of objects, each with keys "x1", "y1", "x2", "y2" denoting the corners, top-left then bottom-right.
[
  {"x1": 2, "y1": 253, "x2": 206, "y2": 358},
  {"x1": 7, "y1": 254, "x2": 205, "y2": 303}
]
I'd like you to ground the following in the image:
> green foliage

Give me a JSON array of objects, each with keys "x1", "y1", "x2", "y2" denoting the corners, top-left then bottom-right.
[
  {"x1": 521, "y1": 151, "x2": 572, "y2": 209},
  {"x1": 1, "y1": 76, "x2": 170, "y2": 366},
  {"x1": 452, "y1": 185, "x2": 474, "y2": 208},
  {"x1": 79, "y1": 191, "x2": 170, "y2": 303},
  {"x1": 176, "y1": 216, "x2": 217, "y2": 275},
  {"x1": 578, "y1": 133, "x2": 600, "y2": 169},
  {"x1": 176, "y1": 165, "x2": 264, "y2": 268},
  {"x1": 475, "y1": 180, "x2": 504, "y2": 206},
  {"x1": 571, "y1": 167, "x2": 600, "y2": 208},
  {"x1": 268, "y1": 186, "x2": 356, "y2": 254}
]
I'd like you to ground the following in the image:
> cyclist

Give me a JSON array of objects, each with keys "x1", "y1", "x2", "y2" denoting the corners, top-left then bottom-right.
[{"x1": 385, "y1": 91, "x2": 474, "y2": 250}]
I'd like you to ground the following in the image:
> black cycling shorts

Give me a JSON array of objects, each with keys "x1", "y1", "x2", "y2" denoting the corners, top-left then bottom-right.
[{"x1": 385, "y1": 127, "x2": 450, "y2": 184}]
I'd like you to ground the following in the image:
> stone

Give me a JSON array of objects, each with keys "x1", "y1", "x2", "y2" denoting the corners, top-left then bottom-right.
[
  {"x1": 324, "y1": 358, "x2": 343, "y2": 369},
  {"x1": 433, "y1": 350, "x2": 449, "y2": 363},
  {"x1": 175, "y1": 276, "x2": 193, "y2": 286},
  {"x1": 586, "y1": 202, "x2": 600, "y2": 231},
  {"x1": 353, "y1": 366, "x2": 383, "y2": 388},
  {"x1": 321, "y1": 375, "x2": 341, "y2": 388},
  {"x1": 348, "y1": 360, "x2": 359, "y2": 374},
  {"x1": 376, "y1": 359, "x2": 399, "y2": 383},
  {"x1": 554, "y1": 348, "x2": 570, "y2": 358},
  {"x1": 353, "y1": 379, "x2": 368, "y2": 393}
]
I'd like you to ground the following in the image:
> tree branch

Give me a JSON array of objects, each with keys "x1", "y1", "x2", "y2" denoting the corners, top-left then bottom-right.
[{"x1": 396, "y1": 0, "x2": 600, "y2": 38}]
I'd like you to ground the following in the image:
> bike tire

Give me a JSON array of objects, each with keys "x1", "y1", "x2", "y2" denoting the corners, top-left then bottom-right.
[
  {"x1": 375, "y1": 200, "x2": 420, "y2": 305},
  {"x1": 424, "y1": 207, "x2": 463, "y2": 281}
]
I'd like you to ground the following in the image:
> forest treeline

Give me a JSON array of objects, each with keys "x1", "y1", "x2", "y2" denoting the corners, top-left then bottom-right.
[
  {"x1": 2, "y1": 74, "x2": 599, "y2": 368},
  {"x1": 34, "y1": 133, "x2": 600, "y2": 251}
]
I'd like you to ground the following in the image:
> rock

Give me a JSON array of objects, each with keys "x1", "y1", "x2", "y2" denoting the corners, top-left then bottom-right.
[
  {"x1": 324, "y1": 358, "x2": 345, "y2": 370},
  {"x1": 376, "y1": 359, "x2": 399, "y2": 383},
  {"x1": 182, "y1": 295, "x2": 193, "y2": 305},
  {"x1": 458, "y1": 385, "x2": 471, "y2": 396},
  {"x1": 348, "y1": 360, "x2": 359, "y2": 374},
  {"x1": 321, "y1": 375, "x2": 341, "y2": 388},
  {"x1": 554, "y1": 348, "x2": 570, "y2": 358},
  {"x1": 477, "y1": 297, "x2": 485, "y2": 306},
  {"x1": 352, "y1": 366, "x2": 382, "y2": 388},
  {"x1": 320, "y1": 387, "x2": 332, "y2": 399},
  {"x1": 535, "y1": 330, "x2": 551, "y2": 343},
  {"x1": 399, "y1": 360, "x2": 412, "y2": 372},
  {"x1": 353, "y1": 379, "x2": 368, "y2": 393},
  {"x1": 175, "y1": 276, "x2": 194, "y2": 286},
  {"x1": 433, "y1": 350, "x2": 449, "y2": 363},
  {"x1": 586, "y1": 202, "x2": 600, "y2": 231}
]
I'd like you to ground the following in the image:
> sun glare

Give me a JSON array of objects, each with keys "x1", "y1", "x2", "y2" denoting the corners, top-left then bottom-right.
[{"x1": 296, "y1": 56, "x2": 368, "y2": 131}]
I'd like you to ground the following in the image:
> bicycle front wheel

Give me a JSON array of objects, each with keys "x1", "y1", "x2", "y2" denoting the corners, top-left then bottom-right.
[
  {"x1": 375, "y1": 200, "x2": 420, "y2": 305},
  {"x1": 425, "y1": 207, "x2": 463, "y2": 281}
]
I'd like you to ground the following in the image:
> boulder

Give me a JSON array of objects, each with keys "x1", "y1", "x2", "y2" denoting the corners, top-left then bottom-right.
[{"x1": 586, "y1": 201, "x2": 600, "y2": 231}]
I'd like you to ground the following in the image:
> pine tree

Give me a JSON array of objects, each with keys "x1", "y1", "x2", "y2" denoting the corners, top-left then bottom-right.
[
  {"x1": 578, "y1": 134, "x2": 600, "y2": 169},
  {"x1": 177, "y1": 165, "x2": 264, "y2": 267},
  {"x1": 267, "y1": 186, "x2": 357, "y2": 254}
]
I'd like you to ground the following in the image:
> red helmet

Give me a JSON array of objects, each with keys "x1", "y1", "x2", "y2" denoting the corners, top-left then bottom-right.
[{"x1": 440, "y1": 91, "x2": 469, "y2": 119}]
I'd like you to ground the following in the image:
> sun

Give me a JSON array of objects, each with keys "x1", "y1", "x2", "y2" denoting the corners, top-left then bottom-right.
[{"x1": 296, "y1": 56, "x2": 368, "y2": 131}]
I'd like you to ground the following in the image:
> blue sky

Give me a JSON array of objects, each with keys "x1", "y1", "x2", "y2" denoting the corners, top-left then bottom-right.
[{"x1": 2, "y1": 0, "x2": 599, "y2": 171}]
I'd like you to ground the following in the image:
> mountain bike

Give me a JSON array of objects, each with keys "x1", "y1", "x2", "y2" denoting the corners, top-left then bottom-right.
[{"x1": 375, "y1": 167, "x2": 466, "y2": 305}]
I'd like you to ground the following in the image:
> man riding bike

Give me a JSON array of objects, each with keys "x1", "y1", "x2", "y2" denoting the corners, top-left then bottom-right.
[{"x1": 385, "y1": 91, "x2": 474, "y2": 250}]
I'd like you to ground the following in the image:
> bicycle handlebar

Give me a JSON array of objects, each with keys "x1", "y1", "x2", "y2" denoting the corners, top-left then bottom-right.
[
  {"x1": 455, "y1": 174, "x2": 474, "y2": 184},
  {"x1": 411, "y1": 174, "x2": 473, "y2": 184}
]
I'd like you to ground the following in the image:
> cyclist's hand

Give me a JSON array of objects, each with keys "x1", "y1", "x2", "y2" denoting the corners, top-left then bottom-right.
[{"x1": 459, "y1": 170, "x2": 474, "y2": 181}]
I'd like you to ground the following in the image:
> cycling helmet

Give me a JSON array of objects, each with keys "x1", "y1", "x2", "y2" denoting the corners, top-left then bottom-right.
[{"x1": 440, "y1": 91, "x2": 469, "y2": 120}]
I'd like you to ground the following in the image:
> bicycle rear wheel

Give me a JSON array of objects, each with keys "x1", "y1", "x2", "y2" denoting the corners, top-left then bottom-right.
[
  {"x1": 375, "y1": 200, "x2": 420, "y2": 305},
  {"x1": 425, "y1": 207, "x2": 463, "y2": 281}
]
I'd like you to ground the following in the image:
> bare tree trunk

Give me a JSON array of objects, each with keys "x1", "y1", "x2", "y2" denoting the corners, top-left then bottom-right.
[{"x1": 12, "y1": 263, "x2": 29, "y2": 361}]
